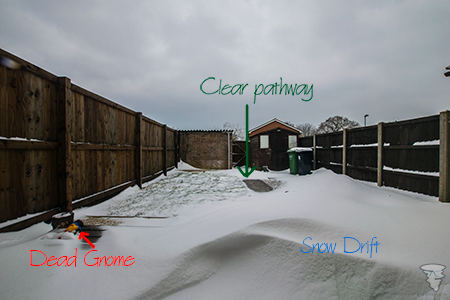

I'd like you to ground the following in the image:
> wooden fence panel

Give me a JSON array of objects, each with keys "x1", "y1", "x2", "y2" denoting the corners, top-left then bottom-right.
[
  {"x1": 298, "y1": 113, "x2": 442, "y2": 198},
  {"x1": 0, "y1": 49, "x2": 179, "y2": 227},
  {"x1": 384, "y1": 146, "x2": 439, "y2": 172},
  {"x1": 298, "y1": 136, "x2": 313, "y2": 147},
  {"x1": 316, "y1": 148, "x2": 342, "y2": 165},
  {"x1": 347, "y1": 147, "x2": 378, "y2": 169},
  {"x1": 384, "y1": 170, "x2": 439, "y2": 197},
  {"x1": 316, "y1": 132, "x2": 342, "y2": 148},
  {"x1": 347, "y1": 166, "x2": 377, "y2": 182},
  {"x1": 384, "y1": 115, "x2": 440, "y2": 146},
  {"x1": 347, "y1": 126, "x2": 377, "y2": 146}
]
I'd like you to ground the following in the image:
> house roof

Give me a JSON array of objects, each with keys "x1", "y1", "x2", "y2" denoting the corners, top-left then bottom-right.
[{"x1": 249, "y1": 118, "x2": 301, "y2": 137}]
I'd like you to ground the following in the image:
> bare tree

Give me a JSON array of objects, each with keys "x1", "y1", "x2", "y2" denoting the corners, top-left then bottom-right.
[
  {"x1": 317, "y1": 116, "x2": 360, "y2": 134},
  {"x1": 222, "y1": 122, "x2": 245, "y2": 141},
  {"x1": 295, "y1": 123, "x2": 317, "y2": 137}
]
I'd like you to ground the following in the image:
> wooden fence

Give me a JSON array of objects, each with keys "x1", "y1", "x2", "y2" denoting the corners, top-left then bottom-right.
[
  {"x1": 0, "y1": 49, "x2": 179, "y2": 230},
  {"x1": 298, "y1": 112, "x2": 449, "y2": 202}
]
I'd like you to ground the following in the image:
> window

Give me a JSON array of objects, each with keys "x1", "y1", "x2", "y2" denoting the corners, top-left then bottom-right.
[
  {"x1": 260, "y1": 135, "x2": 269, "y2": 149},
  {"x1": 288, "y1": 135, "x2": 297, "y2": 148}
]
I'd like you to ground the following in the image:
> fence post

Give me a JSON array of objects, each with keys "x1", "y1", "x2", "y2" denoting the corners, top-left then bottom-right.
[
  {"x1": 57, "y1": 77, "x2": 73, "y2": 213},
  {"x1": 377, "y1": 122, "x2": 384, "y2": 187},
  {"x1": 135, "y1": 112, "x2": 142, "y2": 189},
  {"x1": 313, "y1": 134, "x2": 317, "y2": 170},
  {"x1": 163, "y1": 124, "x2": 167, "y2": 176},
  {"x1": 440, "y1": 110, "x2": 450, "y2": 203},
  {"x1": 342, "y1": 129, "x2": 347, "y2": 175}
]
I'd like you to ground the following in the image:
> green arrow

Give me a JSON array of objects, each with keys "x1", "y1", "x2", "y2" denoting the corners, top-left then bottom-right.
[{"x1": 237, "y1": 104, "x2": 257, "y2": 178}]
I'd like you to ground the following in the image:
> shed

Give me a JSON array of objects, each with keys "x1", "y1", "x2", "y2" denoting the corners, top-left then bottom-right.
[{"x1": 249, "y1": 119, "x2": 302, "y2": 171}]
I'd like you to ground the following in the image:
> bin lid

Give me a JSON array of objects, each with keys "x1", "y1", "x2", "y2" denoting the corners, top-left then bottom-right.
[{"x1": 287, "y1": 147, "x2": 313, "y2": 153}]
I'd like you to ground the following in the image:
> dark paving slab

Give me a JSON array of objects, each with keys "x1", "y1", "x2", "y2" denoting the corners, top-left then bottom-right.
[{"x1": 243, "y1": 179, "x2": 274, "y2": 192}]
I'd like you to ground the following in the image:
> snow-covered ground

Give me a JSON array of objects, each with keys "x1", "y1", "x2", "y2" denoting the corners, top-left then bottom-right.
[{"x1": 1, "y1": 165, "x2": 449, "y2": 300}]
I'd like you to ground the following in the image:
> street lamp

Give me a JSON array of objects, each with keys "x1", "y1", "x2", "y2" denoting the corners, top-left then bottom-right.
[{"x1": 364, "y1": 114, "x2": 369, "y2": 126}]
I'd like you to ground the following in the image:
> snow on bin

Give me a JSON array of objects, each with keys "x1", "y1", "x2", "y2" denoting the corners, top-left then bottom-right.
[{"x1": 287, "y1": 147, "x2": 313, "y2": 175}]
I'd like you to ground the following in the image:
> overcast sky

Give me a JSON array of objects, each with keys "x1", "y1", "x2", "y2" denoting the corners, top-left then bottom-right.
[{"x1": 1, "y1": 0, "x2": 449, "y2": 131}]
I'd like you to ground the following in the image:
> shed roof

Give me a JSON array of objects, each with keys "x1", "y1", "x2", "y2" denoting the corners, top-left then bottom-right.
[{"x1": 249, "y1": 118, "x2": 301, "y2": 137}]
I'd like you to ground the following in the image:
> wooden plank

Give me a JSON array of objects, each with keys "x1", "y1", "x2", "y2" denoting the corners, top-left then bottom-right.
[
  {"x1": 13, "y1": 150, "x2": 26, "y2": 218},
  {"x1": 383, "y1": 169, "x2": 439, "y2": 196},
  {"x1": 24, "y1": 72, "x2": 36, "y2": 139},
  {"x1": 97, "y1": 102, "x2": 106, "y2": 144},
  {"x1": 126, "y1": 150, "x2": 134, "y2": 183},
  {"x1": 84, "y1": 96, "x2": 93, "y2": 143},
  {"x1": 103, "y1": 150, "x2": 111, "y2": 190},
  {"x1": 70, "y1": 83, "x2": 136, "y2": 115},
  {"x1": 79, "y1": 148, "x2": 87, "y2": 199},
  {"x1": 115, "y1": 110, "x2": 123, "y2": 145},
  {"x1": 91, "y1": 99, "x2": 99, "y2": 144},
  {"x1": 109, "y1": 106, "x2": 116, "y2": 145},
  {"x1": 34, "y1": 149, "x2": 45, "y2": 213},
  {"x1": 384, "y1": 115, "x2": 439, "y2": 146},
  {"x1": 31, "y1": 74, "x2": 44, "y2": 139},
  {"x1": 126, "y1": 112, "x2": 134, "y2": 145},
  {"x1": 107, "y1": 151, "x2": 113, "y2": 189},
  {"x1": 347, "y1": 125, "x2": 378, "y2": 146},
  {"x1": 383, "y1": 147, "x2": 439, "y2": 172},
  {"x1": 73, "y1": 92, "x2": 85, "y2": 142},
  {"x1": 96, "y1": 150, "x2": 104, "y2": 193},
  {"x1": 347, "y1": 165, "x2": 377, "y2": 183},
  {"x1": 0, "y1": 139, "x2": 58, "y2": 149},
  {"x1": 22, "y1": 150, "x2": 37, "y2": 214},
  {"x1": 85, "y1": 149, "x2": 96, "y2": 196},
  {"x1": 71, "y1": 143, "x2": 136, "y2": 150},
  {"x1": 142, "y1": 146, "x2": 164, "y2": 151},
  {"x1": 10, "y1": 69, "x2": 26, "y2": 138},
  {"x1": 142, "y1": 115, "x2": 165, "y2": 127},
  {"x1": 42, "y1": 149, "x2": 58, "y2": 212},
  {"x1": 41, "y1": 77, "x2": 58, "y2": 141},
  {"x1": 116, "y1": 149, "x2": 123, "y2": 185},
  {"x1": 72, "y1": 181, "x2": 136, "y2": 210},
  {"x1": 56, "y1": 77, "x2": 73, "y2": 213},
  {"x1": 110, "y1": 150, "x2": 116, "y2": 189},
  {"x1": 0, "y1": 65, "x2": 8, "y2": 137},
  {"x1": 0, "y1": 49, "x2": 58, "y2": 83},
  {"x1": 72, "y1": 149, "x2": 81, "y2": 200},
  {"x1": 0, "y1": 149, "x2": 10, "y2": 222},
  {"x1": 0, "y1": 208, "x2": 60, "y2": 233}
]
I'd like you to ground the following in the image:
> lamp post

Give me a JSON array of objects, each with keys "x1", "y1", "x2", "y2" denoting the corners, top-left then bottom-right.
[{"x1": 364, "y1": 114, "x2": 369, "y2": 127}]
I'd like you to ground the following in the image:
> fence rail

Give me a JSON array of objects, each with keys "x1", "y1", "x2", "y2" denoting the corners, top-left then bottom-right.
[
  {"x1": 0, "y1": 49, "x2": 179, "y2": 229},
  {"x1": 298, "y1": 112, "x2": 449, "y2": 202}
]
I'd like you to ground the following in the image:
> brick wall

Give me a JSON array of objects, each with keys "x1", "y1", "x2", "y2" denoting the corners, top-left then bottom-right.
[{"x1": 179, "y1": 131, "x2": 231, "y2": 169}]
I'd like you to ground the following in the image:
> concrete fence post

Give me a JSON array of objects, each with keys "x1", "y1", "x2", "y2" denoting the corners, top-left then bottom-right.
[{"x1": 440, "y1": 110, "x2": 450, "y2": 203}]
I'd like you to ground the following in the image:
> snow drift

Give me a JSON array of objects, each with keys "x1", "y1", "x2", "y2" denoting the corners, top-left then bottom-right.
[{"x1": 1, "y1": 167, "x2": 449, "y2": 300}]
